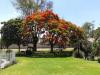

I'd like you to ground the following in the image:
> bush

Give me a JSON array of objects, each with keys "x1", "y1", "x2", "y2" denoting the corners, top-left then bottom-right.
[
  {"x1": 98, "y1": 57, "x2": 100, "y2": 63},
  {"x1": 16, "y1": 51, "x2": 26, "y2": 56},
  {"x1": 26, "y1": 50, "x2": 33, "y2": 56},
  {"x1": 73, "y1": 50, "x2": 85, "y2": 58}
]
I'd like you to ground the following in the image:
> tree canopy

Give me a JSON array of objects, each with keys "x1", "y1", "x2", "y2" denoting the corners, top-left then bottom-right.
[
  {"x1": 23, "y1": 10, "x2": 84, "y2": 52},
  {"x1": 1, "y1": 18, "x2": 23, "y2": 50},
  {"x1": 13, "y1": 0, "x2": 53, "y2": 16}
]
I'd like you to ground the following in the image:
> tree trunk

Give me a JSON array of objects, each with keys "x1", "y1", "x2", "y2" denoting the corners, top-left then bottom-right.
[
  {"x1": 50, "y1": 43, "x2": 54, "y2": 53},
  {"x1": 18, "y1": 45, "x2": 20, "y2": 53},
  {"x1": 7, "y1": 47, "x2": 8, "y2": 50},
  {"x1": 33, "y1": 44, "x2": 37, "y2": 52},
  {"x1": 32, "y1": 35, "x2": 38, "y2": 52},
  {"x1": 0, "y1": 41, "x2": 2, "y2": 49},
  {"x1": 78, "y1": 42, "x2": 80, "y2": 56},
  {"x1": 6, "y1": 46, "x2": 9, "y2": 50}
]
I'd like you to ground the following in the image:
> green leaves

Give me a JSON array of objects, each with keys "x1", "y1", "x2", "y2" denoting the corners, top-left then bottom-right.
[{"x1": 1, "y1": 18, "x2": 23, "y2": 48}]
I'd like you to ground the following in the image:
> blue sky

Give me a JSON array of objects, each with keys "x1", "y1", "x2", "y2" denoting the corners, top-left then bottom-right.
[{"x1": 0, "y1": 0, "x2": 100, "y2": 29}]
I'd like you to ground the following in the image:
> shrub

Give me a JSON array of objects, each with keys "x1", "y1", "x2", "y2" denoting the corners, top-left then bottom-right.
[
  {"x1": 98, "y1": 57, "x2": 100, "y2": 63},
  {"x1": 26, "y1": 50, "x2": 33, "y2": 56},
  {"x1": 73, "y1": 50, "x2": 85, "y2": 58}
]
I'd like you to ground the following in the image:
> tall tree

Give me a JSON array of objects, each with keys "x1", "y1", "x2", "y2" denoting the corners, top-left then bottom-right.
[
  {"x1": 23, "y1": 10, "x2": 84, "y2": 52},
  {"x1": 13, "y1": 0, "x2": 53, "y2": 16},
  {"x1": 1, "y1": 18, "x2": 23, "y2": 52},
  {"x1": 94, "y1": 27, "x2": 100, "y2": 41},
  {"x1": 23, "y1": 10, "x2": 59, "y2": 52},
  {"x1": 82, "y1": 22, "x2": 94, "y2": 38},
  {"x1": 93, "y1": 27, "x2": 100, "y2": 56}
]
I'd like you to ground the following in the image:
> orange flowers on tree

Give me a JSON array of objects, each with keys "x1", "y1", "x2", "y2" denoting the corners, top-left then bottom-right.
[
  {"x1": 23, "y1": 10, "x2": 60, "y2": 51},
  {"x1": 23, "y1": 9, "x2": 84, "y2": 52}
]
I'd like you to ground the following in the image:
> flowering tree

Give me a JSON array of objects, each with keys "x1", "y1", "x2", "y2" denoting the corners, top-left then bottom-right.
[
  {"x1": 23, "y1": 10, "x2": 59, "y2": 51},
  {"x1": 42, "y1": 19, "x2": 84, "y2": 52},
  {"x1": 23, "y1": 10, "x2": 84, "y2": 52}
]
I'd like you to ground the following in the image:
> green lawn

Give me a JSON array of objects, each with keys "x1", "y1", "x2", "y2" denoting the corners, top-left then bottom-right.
[{"x1": 0, "y1": 57, "x2": 100, "y2": 75}]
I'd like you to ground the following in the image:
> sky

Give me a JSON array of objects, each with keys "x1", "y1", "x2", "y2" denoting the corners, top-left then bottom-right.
[{"x1": 0, "y1": 0, "x2": 100, "y2": 29}]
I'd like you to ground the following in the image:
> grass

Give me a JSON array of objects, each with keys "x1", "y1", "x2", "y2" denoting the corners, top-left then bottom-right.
[{"x1": 0, "y1": 57, "x2": 100, "y2": 75}]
